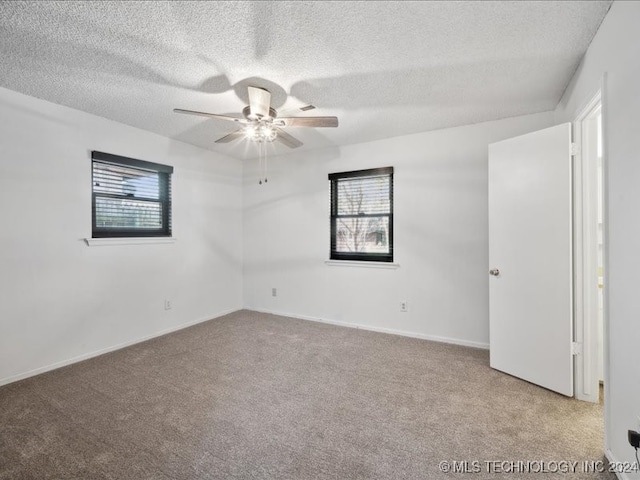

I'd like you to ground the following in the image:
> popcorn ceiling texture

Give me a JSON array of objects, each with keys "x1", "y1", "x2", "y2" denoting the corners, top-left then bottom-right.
[{"x1": 0, "y1": 1, "x2": 612, "y2": 159}]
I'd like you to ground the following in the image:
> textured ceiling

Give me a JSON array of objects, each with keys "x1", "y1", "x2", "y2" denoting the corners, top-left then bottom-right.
[{"x1": 0, "y1": 1, "x2": 612, "y2": 160}]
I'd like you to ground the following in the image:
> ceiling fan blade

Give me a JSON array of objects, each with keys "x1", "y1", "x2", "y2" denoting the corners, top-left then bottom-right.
[
  {"x1": 248, "y1": 86, "x2": 271, "y2": 118},
  {"x1": 275, "y1": 128, "x2": 303, "y2": 148},
  {"x1": 215, "y1": 130, "x2": 245, "y2": 144},
  {"x1": 174, "y1": 108, "x2": 246, "y2": 123},
  {"x1": 276, "y1": 116, "x2": 339, "y2": 128}
]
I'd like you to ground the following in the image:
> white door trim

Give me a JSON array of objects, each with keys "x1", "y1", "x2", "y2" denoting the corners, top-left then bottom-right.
[
  {"x1": 572, "y1": 89, "x2": 602, "y2": 403},
  {"x1": 600, "y1": 72, "x2": 611, "y2": 452},
  {"x1": 572, "y1": 73, "x2": 611, "y2": 456}
]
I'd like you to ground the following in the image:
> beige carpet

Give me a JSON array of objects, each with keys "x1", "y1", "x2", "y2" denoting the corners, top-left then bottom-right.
[{"x1": 0, "y1": 310, "x2": 613, "y2": 479}]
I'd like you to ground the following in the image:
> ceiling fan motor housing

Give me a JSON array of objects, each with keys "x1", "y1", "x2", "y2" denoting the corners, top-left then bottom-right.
[{"x1": 242, "y1": 106, "x2": 278, "y2": 121}]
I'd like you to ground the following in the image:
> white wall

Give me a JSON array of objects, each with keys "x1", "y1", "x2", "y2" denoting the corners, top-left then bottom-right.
[
  {"x1": 555, "y1": 2, "x2": 640, "y2": 475},
  {"x1": 243, "y1": 111, "x2": 554, "y2": 348},
  {"x1": 0, "y1": 86, "x2": 243, "y2": 385}
]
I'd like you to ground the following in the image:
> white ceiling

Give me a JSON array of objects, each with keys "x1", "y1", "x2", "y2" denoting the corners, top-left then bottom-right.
[{"x1": 0, "y1": 1, "x2": 612, "y2": 159}]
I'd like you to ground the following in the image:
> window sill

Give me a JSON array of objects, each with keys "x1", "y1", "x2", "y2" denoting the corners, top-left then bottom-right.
[
  {"x1": 84, "y1": 237, "x2": 177, "y2": 247},
  {"x1": 325, "y1": 260, "x2": 400, "y2": 269}
]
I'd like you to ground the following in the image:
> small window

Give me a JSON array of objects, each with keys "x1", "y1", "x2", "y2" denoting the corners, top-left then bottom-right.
[
  {"x1": 91, "y1": 151, "x2": 173, "y2": 238},
  {"x1": 329, "y1": 167, "x2": 394, "y2": 262}
]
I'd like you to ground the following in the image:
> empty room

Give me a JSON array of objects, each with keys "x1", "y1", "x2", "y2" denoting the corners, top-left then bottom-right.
[{"x1": 1, "y1": 1, "x2": 639, "y2": 479}]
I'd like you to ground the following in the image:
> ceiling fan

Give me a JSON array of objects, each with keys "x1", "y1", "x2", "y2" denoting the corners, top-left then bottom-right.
[{"x1": 174, "y1": 86, "x2": 339, "y2": 149}]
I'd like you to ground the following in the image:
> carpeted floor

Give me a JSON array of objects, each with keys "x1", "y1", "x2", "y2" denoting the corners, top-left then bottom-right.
[{"x1": 0, "y1": 310, "x2": 613, "y2": 479}]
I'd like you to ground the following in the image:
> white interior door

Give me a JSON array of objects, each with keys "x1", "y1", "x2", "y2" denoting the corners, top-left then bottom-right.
[{"x1": 488, "y1": 123, "x2": 573, "y2": 397}]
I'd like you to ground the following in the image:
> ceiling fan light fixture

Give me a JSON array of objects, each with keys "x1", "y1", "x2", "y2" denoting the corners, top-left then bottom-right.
[
  {"x1": 261, "y1": 125, "x2": 277, "y2": 141},
  {"x1": 243, "y1": 123, "x2": 277, "y2": 142},
  {"x1": 244, "y1": 125, "x2": 256, "y2": 138}
]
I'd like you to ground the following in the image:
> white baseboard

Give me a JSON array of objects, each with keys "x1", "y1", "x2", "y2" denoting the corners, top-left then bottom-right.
[
  {"x1": 1, "y1": 307, "x2": 488, "y2": 388},
  {"x1": 605, "y1": 448, "x2": 629, "y2": 480},
  {"x1": 0, "y1": 307, "x2": 241, "y2": 388},
  {"x1": 247, "y1": 307, "x2": 490, "y2": 350}
]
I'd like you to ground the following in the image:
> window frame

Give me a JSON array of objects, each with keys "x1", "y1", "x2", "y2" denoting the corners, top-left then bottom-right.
[
  {"x1": 329, "y1": 166, "x2": 394, "y2": 262},
  {"x1": 91, "y1": 151, "x2": 173, "y2": 239}
]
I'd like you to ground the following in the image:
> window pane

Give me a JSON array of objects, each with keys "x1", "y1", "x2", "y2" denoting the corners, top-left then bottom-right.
[
  {"x1": 336, "y1": 216, "x2": 389, "y2": 253},
  {"x1": 329, "y1": 167, "x2": 393, "y2": 262},
  {"x1": 93, "y1": 163, "x2": 160, "y2": 200},
  {"x1": 95, "y1": 197, "x2": 163, "y2": 229},
  {"x1": 337, "y1": 175, "x2": 390, "y2": 215}
]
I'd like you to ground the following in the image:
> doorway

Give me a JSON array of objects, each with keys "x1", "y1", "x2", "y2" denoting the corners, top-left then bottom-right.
[{"x1": 487, "y1": 95, "x2": 606, "y2": 404}]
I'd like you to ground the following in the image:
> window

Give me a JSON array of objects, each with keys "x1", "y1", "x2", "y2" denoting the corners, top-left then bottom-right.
[
  {"x1": 91, "y1": 151, "x2": 173, "y2": 238},
  {"x1": 329, "y1": 167, "x2": 394, "y2": 262}
]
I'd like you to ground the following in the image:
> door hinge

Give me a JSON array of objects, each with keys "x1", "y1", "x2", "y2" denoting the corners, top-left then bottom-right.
[
  {"x1": 571, "y1": 342, "x2": 583, "y2": 356},
  {"x1": 571, "y1": 142, "x2": 580, "y2": 156}
]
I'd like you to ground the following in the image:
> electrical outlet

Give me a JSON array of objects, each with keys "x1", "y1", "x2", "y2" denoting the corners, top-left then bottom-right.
[
  {"x1": 164, "y1": 300, "x2": 172, "y2": 310},
  {"x1": 400, "y1": 301, "x2": 408, "y2": 312},
  {"x1": 272, "y1": 288, "x2": 277, "y2": 297}
]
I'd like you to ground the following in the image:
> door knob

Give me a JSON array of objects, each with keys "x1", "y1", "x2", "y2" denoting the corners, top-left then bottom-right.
[{"x1": 489, "y1": 269, "x2": 500, "y2": 276}]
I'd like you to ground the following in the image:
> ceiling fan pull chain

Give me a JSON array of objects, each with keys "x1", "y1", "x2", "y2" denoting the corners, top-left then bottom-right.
[
  {"x1": 258, "y1": 140, "x2": 263, "y2": 185},
  {"x1": 264, "y1": 142, "x2": 268, "y2": 183}
]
